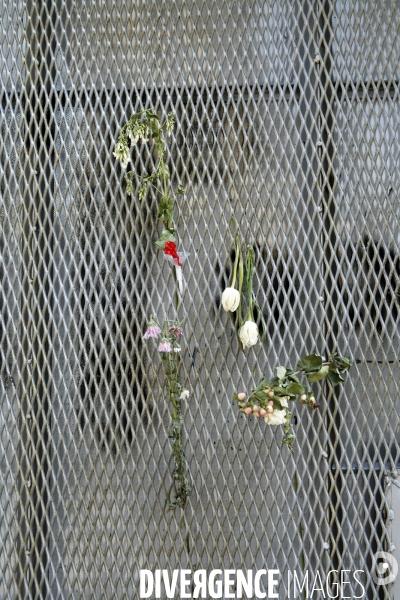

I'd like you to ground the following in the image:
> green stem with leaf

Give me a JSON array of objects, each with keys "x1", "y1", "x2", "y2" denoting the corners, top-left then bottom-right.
[
  {"x1": 237, "y1": 242, "x2": 244, "y2": 328},
  {"x1": 230, "y1": 234, "x2": 241, "y2": 289},
  {"x1": 234, "y1": 352, "x2": 351, "y2": 450},
  {"x1": 164, "y1": 348, "x2": 192, "y2": 509},
  {"x1": 245, "y1": 245, "x2": 255, "y2": 321},
  {"x1": 114, "y1": 109, "x2": 185, "y2": 249}
]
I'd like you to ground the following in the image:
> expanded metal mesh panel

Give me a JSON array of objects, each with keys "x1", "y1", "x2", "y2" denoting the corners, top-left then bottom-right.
[
  {"x1": 332, "y1": 1, "x2": 400, "y2": 83},
  {"x1": 0, "y1": 1, "x2": 27, "y2": 92},
  {"x1": 55, "y1": 1, "x2": 304, "y2": 90},
  {"x1": 0, "y1": 1, "x2": 399, "y2": 599}
]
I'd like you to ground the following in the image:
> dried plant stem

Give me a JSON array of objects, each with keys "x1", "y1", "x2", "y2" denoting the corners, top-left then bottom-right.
[{"x1": 164, "y1": 352, "x2": 192, "y2": 509}]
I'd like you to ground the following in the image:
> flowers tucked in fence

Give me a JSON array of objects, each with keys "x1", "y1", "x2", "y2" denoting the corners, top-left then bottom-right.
[
  {"x1": 115, "y1": 110, "x2": 191, "y2": 510},
  {"x1": 239, "y1": 319, "x2": 259, "y2": 349},
  {"x1": 114, "y1": 108, "x2": 353, "y2": 501},
  {"x1": 234, "y1": 353, "x2": 351, "y2": 450},
  {"x1": 222, "y1": 234, "x2": 241, "y2": 313},
  {"x1": 114, "y1": 109, "x2": 184, "y2": 253},
  {"x1": 144, "y1": 317, "x2": 192, "y2": 509},
  {"x1": 222, "y1": 287, "x2": 240, "y2": 312},
  {"x1": 222, "y1": 238, "x2": 261, "y2": 349},
  {"x1": 143, "y1": 322, "x2": 162, "y2": 339}
]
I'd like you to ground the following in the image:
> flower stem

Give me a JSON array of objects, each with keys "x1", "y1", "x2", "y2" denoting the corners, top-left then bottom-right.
[
  {"x1": 289, "y1": 362, "x2": 331, "y2": 378},
  {"x1": 245, "y1": 245, "x2": 255, "y2": 311},
  {"x1": 230, "y1": 234, "x2": 240, "y2": 288},
  {"x1": 166, "y1": 352, "x2": 192, "y2": 509},
  {"x1": 237, "y1": 243, "x2": 244, "y2": 328},
  {"x1": 245, "y1": 306, "x2": 254, "y2": 322}
]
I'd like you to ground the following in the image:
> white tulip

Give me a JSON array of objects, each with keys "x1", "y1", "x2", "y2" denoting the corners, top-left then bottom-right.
[
  {"x1": 221, "y1": 287, "x2": 241, "y2": 312},
  {"x1": 239, "y1": 320, "x2": 259, "y2": 348}
]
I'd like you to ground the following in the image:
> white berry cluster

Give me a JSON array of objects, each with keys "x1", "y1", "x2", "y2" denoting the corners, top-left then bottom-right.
[
  {"x1": 236, "y1": 391, "x2": 288, "y2": 425},
  {"x1": 233, "y1": 352, "x2": 351, "y2": 449},
  {"x1": 300, "y1": 393, "x2": 319, "y2": 409}
]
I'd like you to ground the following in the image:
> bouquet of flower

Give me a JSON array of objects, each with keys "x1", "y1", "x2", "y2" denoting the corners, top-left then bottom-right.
[
  {"x1": 115, "y1": 110, "x2": 192, "y2": 509},
  {"x1": 143, "y1": 317, "x2": 192, "y2": 508},
  {"x1": 234, "y1": 352, "x2": 351, "y2": 449},
  {"x1": 221, "y1": 238, "x2": 262, "y2": 349}
]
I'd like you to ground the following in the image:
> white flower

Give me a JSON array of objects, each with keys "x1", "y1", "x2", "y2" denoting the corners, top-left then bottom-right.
[
  {"x1": 128, "y1": 132, "x2": 139, "y2": 145},
  {"x1": 264, "y1": 409, "x2": 287, "y2": 425},
  {"x1": 279, "y1": 396, "x2": 289, "y2": 408},
  {"x1": 113, "y1": 141, "x2": 130, "y2": 168},
  {"x1": 179, "y1": 389, "x2": 190, "y2": 400},
  {"x1": 221, "y1": 287, "x2": 240, "y2": 312},
  {"x1": 174, "y1": 346, "x2": 181, "y2": 353},
  {"x1": 239, "y1": 320, "x2": 259, "y2": 348}
]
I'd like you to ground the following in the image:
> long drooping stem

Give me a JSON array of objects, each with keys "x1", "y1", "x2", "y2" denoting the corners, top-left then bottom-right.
[
  {"x1": 165, "y1": 351, "x2": 191, "y2": 509},
  {"x1": 115, "y1": 109, "x2": 178, "y2": 247},
  {"x1": 245, "y1": 245, "x2": 255, "y2": 322},
  {"x1": 230, "y1": 234, "x2": 241, "y2": 288},
  {"x1": 237, "y1": 242, "x2": 244, "y2": 328}
]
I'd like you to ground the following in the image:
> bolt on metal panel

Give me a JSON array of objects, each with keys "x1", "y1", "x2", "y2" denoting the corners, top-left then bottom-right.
[{"x1": 0, "y1": 1, "x2": 399, "y2": 598}]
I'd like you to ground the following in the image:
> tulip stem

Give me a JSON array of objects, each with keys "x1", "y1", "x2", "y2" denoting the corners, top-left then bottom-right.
[
  {"x1": 230, "y1": 234, "x2": 240, "y2": 288},
  {"x1": 244, "y1": 245, "x2": 256, "y2": 322},
  {"x1": 245, "y1": 307, "x2": 254, "y2": 322},
  {"x1": 237, "y1": 242, "x2": 244, "y2": 328}
]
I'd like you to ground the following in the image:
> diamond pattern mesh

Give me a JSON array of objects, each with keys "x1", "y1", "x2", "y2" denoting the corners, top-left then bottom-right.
[{"x1": 0, "y1": 1, "x2": 399, "y2": 598}]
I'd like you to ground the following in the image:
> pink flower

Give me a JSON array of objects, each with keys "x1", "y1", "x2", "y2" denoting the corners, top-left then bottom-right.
[
  {"x1": 143, "y1": 325, "x2": 162, "y2": 339},
  {"x1": 158, "y1": 341, "x2": 172, "y2": 353},
  {"x1": 169, "y1": 326, "x2": 183, "y2": 338}
]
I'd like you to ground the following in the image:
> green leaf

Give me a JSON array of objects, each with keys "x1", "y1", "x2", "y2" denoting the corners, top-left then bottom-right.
[
  {"x1": 276, "y1": 366, "x2": 287, "y2": 380},
  {"x1": 254, "y1": 378, "x2": 268, "y2": 393},
  {"x1": 272, "y1": 385, "x2": 289, "y2": 396},
  {"x1": 306, "y1": 365, "x2": 330, "y2": 383},
  {"x1": 297, "y1": 353, "x2": 323, "y2": 373},
  {"x1": 155, "y1": 228, "x2": 176, "y2": 249},
  {"x1": 285, "y1": 369, "x2": 300, "y2": 383},
  {"x1": 145, "y1": 108, "x2": 159, "y2": 119},
  {"x1": 267, "y1": 377, "x2": 280, "y2": 388},
  {"x1": 157, "y1": 196, "x2": 174, "y2": 223},
  {"x1": 329, "y1": 353, "x2": 351, "y2": 372},
  {"x1": 282, "y1": 433, "x2": 294, "y2": 446},
  {"x1": 286, "y1": 382, "x2": 306, "y2": 396},
  {"x1": 254, "y1": 390, "x2": 269, "y2": 403},
  {"x1": 327, "y1": 370, "x2": 345, "y2": 386},
  {"x1": 177, "y1": 185, "x2": 185, "y2": 195},
  {"x1": 274, "y1": 399, "x2": 286, "y2": 410}
]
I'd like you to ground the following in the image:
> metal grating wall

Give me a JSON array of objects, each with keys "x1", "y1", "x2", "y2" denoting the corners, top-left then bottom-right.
[{"x1": 0, "y1": 1, "x2": 399, "y2": 598}]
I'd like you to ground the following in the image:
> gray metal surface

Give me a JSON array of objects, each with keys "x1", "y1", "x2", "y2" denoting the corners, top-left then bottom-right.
[{"x1": 0, "y1": 1, "x2": 399, "y2": 598}]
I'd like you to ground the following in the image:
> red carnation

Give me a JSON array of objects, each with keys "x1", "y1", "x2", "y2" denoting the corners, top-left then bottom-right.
[{"x1": 164, "y1": 241, "x2": 182, "y2": 266}]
